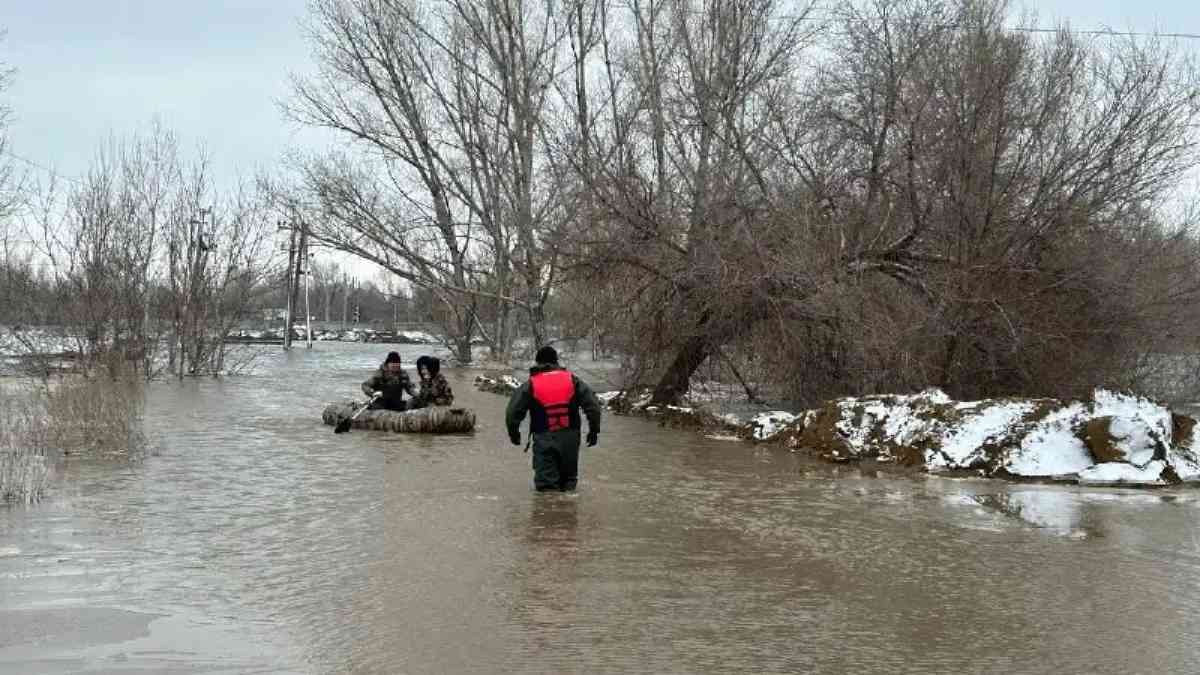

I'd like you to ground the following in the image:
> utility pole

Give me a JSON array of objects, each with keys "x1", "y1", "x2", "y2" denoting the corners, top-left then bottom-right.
[
  {"x1": 296, "y1": 222, "x2": 310, "y2": 349},
  {"x1": 277, "y1": 217, "x2": 312, "y2": 350},
  {"x1": 279, "y1": 220, "x2": 297, "y2": 350},
  {"x1": 177, "y1": 206, "x2": 213, "y2": 378},
  {"x1": 303, "y1": 248, "x2": 313, "y2": 349},
  {"x1": 341, "y1": 272, "x2": 350, "y2": 331}
]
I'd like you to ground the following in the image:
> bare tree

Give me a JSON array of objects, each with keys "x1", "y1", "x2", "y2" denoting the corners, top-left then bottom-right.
[
  {"x1": 308, "y1": 258, "x2": 341, "y2": 323},
  {"x1": 809, "y1": 0, "x2": 1200, "y2": 400},
  {"x1": 204, "y1": 183, "x2": 283, "y2": 374},
  {"x1": 284, "y1": 0, "x2": 483, "y2": 363},
  {"x1": 275, "y1": 0, "x2": 1200, "y2": 404},
  {"x1": 568, "y1": 0, "x2": 822, "y2": 403},
  {"x1": 0, "y1": 34, "x2": 21, "y2": 228},
  {"x1": 286, "y1": 0, "x2": 579, "y2": 362},
  {"x1": 0, "y1": 44, "x2": 35, "y2": 340},
  {"x1": 28, "y1": 137, "x2": 171, "y2": 376},
  {"x1": 19, "y1": 125, "x2": 280, "y2": 379},
  {"x1": 563, "y1": 0, "x2": 1200, "y2": 406}
]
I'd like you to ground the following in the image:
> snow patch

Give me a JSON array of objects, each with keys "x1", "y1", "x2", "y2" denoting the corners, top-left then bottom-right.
[
  {"x1": 1005, "y1": 403, "x2": 1095, "y2": 478},
  {"x1": 399, "y1": 330, "x2": 439, "y2": 344},
  {"x1": 1089, "y1": 390, "x2": 1171, "y2": 465},
  {"x1": 1168, "y1": 441, "x2": 1200, "y2": 482},
  {"x1": 919, "y1": 388, "x2": 953, "y2": 405},
  {"x1": 749, "y1": 411, "x2": 797, "y2": 441},
  {"x1": 929, "y1": 402, "x2": 1034, "y2": 471},
  {"x1": 473, "y1": 374, "x2": 521, "y2": 395},
  {"x1": 833, "y1": 399, "x2": 891, "y2": 454},
  {"x1": 719, "y1": 413, "x2": 745, "y2": 427},
  {"x1": 1078, "y1": 461, "x2": 1167, "y2": 486},
  {"x1": 0, "y1": 331, "x2": 77, "y2": 356}
]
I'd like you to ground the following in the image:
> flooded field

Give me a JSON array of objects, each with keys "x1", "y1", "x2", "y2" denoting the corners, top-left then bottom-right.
[{"x1": 3, "y1": 343, "x2": 1200, "y2": 673}]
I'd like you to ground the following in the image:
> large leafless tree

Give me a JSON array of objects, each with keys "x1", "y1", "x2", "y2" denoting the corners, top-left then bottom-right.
[
  {"x1": 566, "y1": 0, "x2": 1200, "y2": 404},
  {"x1": 280, "y1": 0, "x2": 1200, "y2": 404},
  {"x1": 286, "y1": 0, "x2": 574, "y2": 363}
]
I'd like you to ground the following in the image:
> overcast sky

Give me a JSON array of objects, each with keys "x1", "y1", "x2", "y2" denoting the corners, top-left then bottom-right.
[
  {"x1": 4, "y1": 0, "x2": 1198, "y2": 186},
  {"x1": 3, "y1": 1, "x2": 323, "y2": 185}
]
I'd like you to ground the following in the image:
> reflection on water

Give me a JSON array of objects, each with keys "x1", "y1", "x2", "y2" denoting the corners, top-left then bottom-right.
[
  {"x1": 511, "y1": 495, "x2": 581, "y2": 664},
  {"x1": 972, "y1": 491, "x2": 1090, "y2": 538},
  {"x1": 3, "y1": 343, "x2": 1200, "y2": 673}
]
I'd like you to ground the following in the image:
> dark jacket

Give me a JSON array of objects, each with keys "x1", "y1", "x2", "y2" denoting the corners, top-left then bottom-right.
[
  {"x1": 506, "y1": 365, "x2": 602, "y2": 438},
  {"x1": 362, "y1": 362, "x2": 417, "y2": 409}
]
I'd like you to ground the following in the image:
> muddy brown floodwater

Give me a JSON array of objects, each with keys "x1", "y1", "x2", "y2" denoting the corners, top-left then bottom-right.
[{"x1": 4, "y1": 343, "x2": 1200, "y2": 673}]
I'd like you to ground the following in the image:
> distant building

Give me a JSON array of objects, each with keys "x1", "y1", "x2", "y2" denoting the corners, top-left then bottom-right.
[{"x1": 262, "y1": 307, "x2": 289, "y2": 321}]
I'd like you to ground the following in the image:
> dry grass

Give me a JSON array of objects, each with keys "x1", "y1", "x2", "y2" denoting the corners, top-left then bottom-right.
[
  {"x1": 44, "y1": 375, "x2": 147, "y2": 459},
  {"x1": 0, "y1": 385, "x2": 50, "y2": 504},
  {"x1": 0, "y1": 375, "x2": 147, "y2": 504}
]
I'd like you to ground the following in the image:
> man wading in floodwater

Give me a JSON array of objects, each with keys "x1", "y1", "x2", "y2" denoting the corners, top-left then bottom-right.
[{"x1": 506, "y1": 346, "x2": 602, "y2": 492}]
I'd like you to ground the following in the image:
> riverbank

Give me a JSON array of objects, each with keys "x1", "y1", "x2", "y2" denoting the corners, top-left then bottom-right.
[{"x1": 474, "y1": 374, "x2": 1200, "y2": 487}]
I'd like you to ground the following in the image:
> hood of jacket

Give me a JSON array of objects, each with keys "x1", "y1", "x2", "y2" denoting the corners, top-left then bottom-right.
[{"x1": 416, "y1": 355, "x2": 441, "y2": 378}]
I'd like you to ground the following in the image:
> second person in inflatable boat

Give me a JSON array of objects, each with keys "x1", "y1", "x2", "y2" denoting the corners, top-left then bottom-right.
[{"x1": 410, "y1": 355, "x2": 454, "y2": 409}]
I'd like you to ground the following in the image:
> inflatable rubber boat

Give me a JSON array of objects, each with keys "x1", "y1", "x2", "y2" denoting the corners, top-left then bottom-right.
[{"x1": 321, "y1": 402, "x2": 476, "y2": 433}]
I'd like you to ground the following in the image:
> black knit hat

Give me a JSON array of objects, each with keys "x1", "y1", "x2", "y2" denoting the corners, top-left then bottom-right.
[
  {"x1": 535, "y1": 345, "x2": 558, "y2": 365},
  {"x1": 385, "y1": 351, "x2": 402, "y2": 364}
]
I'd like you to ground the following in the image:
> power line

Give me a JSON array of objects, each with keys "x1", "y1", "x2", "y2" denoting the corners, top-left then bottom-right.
[
  {"x1": 677, "y1": 7, "x2": 1200, "y2": 40},
  {"x1": 1029, "y1": 25, "x2": 1191, "y2": 40},
  {"x1": 1, "y1": 149, "x2": 83, "y2": 185},
  {"x1": 1010, "y1": 27, "x2": 1200, "y2": 39}
]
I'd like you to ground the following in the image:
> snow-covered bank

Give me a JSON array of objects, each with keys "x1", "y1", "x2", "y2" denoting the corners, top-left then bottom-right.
[
  {"x1": 473, "y1": 376, "x2": 1200, "y2": 487},
  {"x1": 230, "y1": 327, "x2": 440, "y2": 344},
  {"x1": 0, "y1": 331, "x2": 77, "y2": 357},
  {"x1": 741, "y1": 389, "x2": 1200, "y2": 486},
  {"x1": 1, "y1": 326, "x2": 441, "y2": 355},
  {"x1": 474, "y1": 373, "x2": 523, "y2": 395}
]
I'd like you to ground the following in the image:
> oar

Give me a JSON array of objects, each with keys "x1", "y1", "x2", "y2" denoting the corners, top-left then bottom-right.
[{"x1": 335, "y1": 393, "x2": 379, "y2": 434}]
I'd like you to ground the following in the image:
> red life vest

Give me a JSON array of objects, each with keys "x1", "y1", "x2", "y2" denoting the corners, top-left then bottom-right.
[{"x1": 530, "y1": 369, "x2": 576, "y2": 432}]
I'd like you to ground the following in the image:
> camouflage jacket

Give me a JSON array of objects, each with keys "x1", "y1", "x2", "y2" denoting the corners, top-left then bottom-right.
[
  {"x1": 414, "y1": 373, "x2": 454, "y2": 407},
  {"x1": 361, "y1": 367, "x2": 417, "y2": 403}
]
